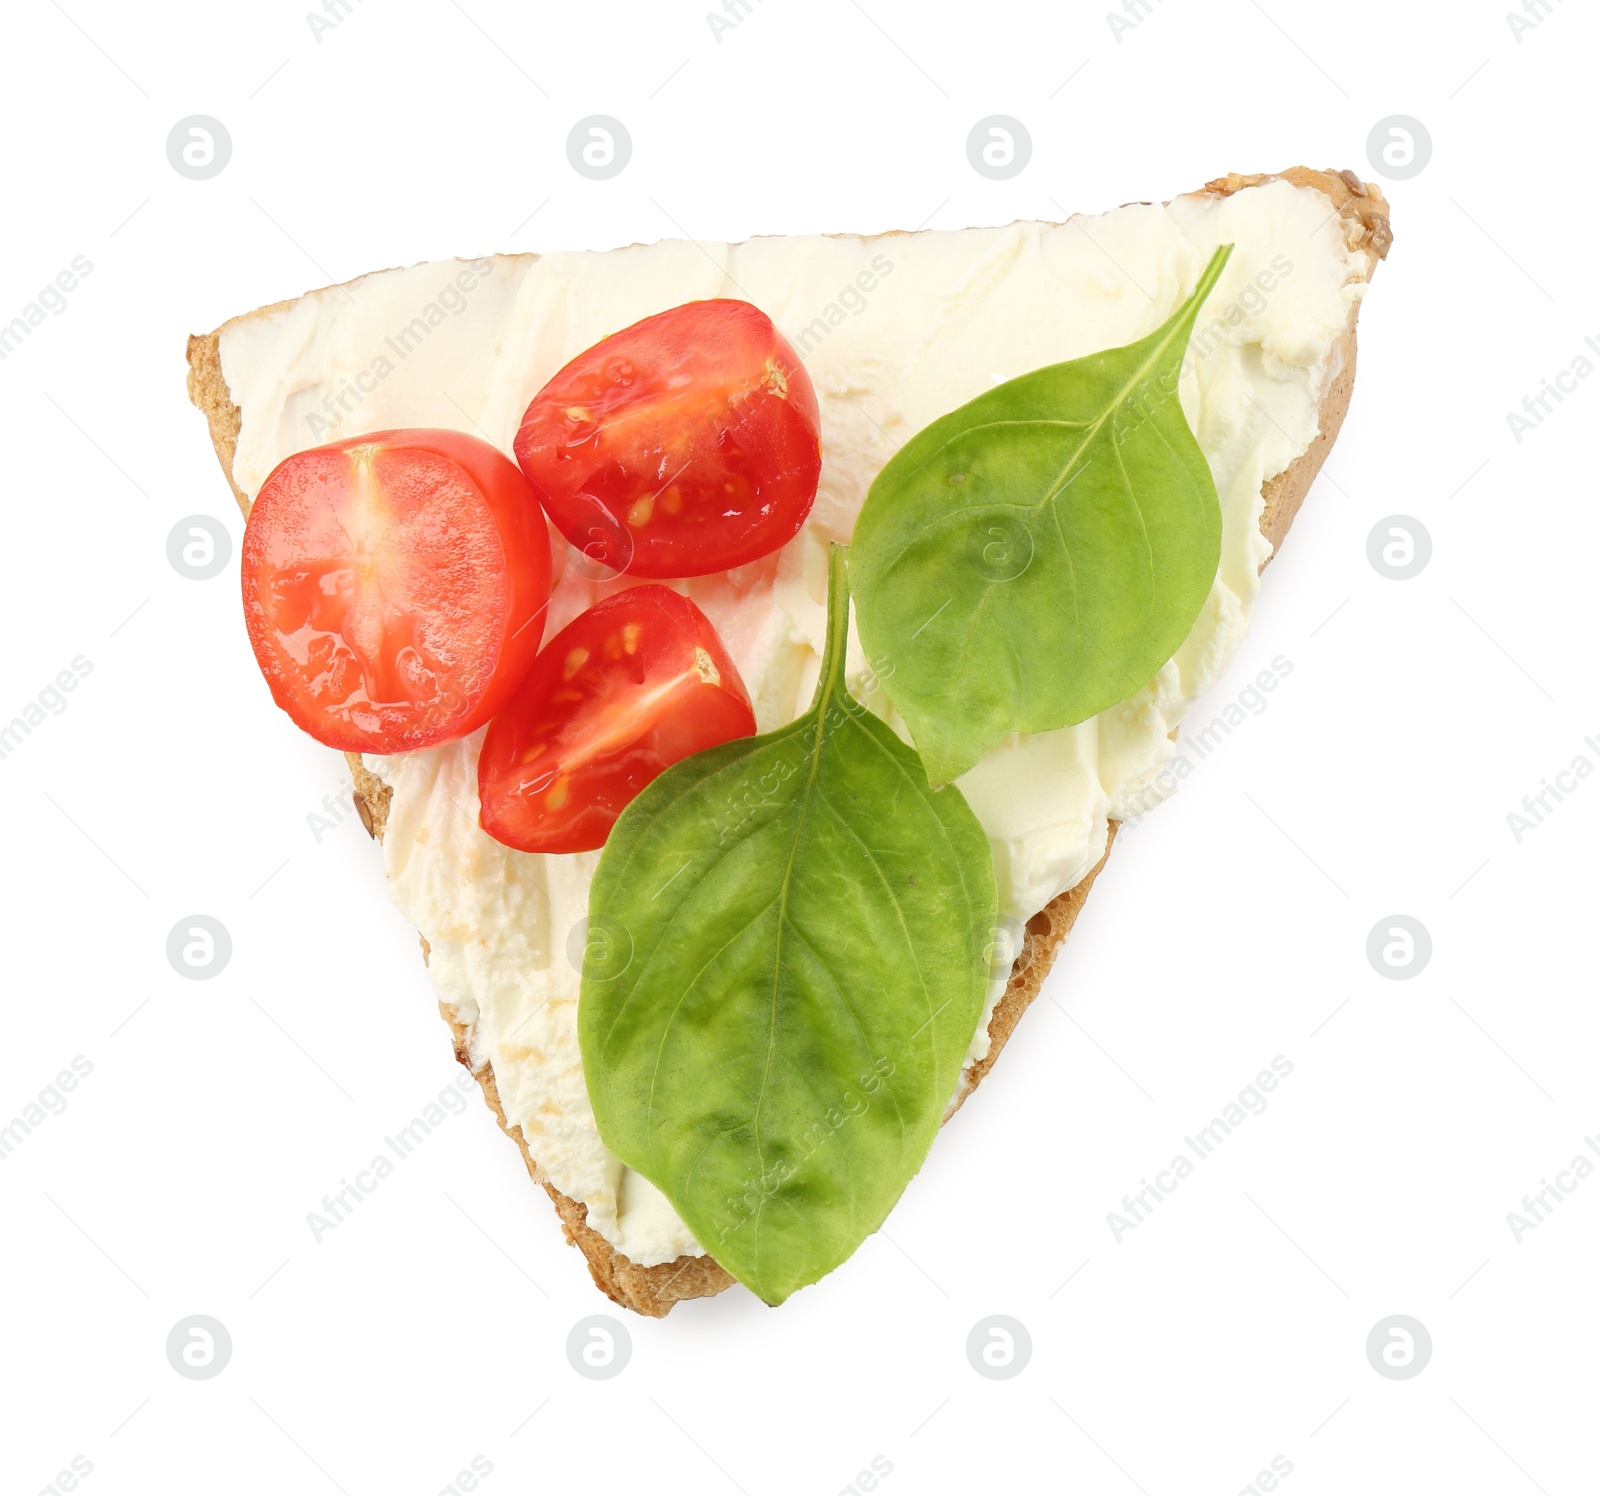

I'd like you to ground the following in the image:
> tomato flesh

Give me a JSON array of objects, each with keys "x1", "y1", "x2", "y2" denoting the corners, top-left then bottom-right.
[
  {"x1": 514, "y1": 299, "x2": 821, "y2": 579},
  {"x1": 242, "y1": 429, "x2": 551, "y2": 753},
  {"x1": 478, "y1": 585, "x2": 756, "y2": 853}
]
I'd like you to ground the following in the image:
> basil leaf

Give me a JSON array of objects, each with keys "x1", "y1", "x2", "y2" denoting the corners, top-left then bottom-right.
[
  {"x1": 851, "y1": 243, "x2": 1234, "y2": 784},
  {"x1": 580, "y1": 546, "x2": 997, "y2": 1305}
]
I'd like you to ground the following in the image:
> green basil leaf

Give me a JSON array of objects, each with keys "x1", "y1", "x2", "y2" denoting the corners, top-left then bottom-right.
[
  {"x1": 579, "y1": 546, "x2": 998, "y2": 1305},
  {"x1": 851, "y1": 243, "x2": 1234, "y2": 784}
]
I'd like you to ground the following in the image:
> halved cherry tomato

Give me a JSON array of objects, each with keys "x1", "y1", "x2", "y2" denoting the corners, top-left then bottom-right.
[
  {"x1": 478, "y1": 585, "x2": 755, "y2": 853},
  {"x1": 241, "y1": 428, "x2": 551, "y2": 753},
  {"x1": 513, "y1": 299, "x2": 822, "y2": 580}
]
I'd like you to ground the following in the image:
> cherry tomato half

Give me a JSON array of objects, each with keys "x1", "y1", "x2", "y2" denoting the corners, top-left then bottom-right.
[
  {"x1": 478, "y1": 585, "x2": 756, "y2": 853},
  {"x1": 242, "y1": 428, "x2": 551, "y2": 753},
  {"x1": 513, "y1": 299, "x2": 822, "y2": 580}
]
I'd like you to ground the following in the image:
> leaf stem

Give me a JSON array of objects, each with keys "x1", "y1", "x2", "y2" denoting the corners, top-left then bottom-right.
[
  {"x1": 812, "y1": 542, "x2": 852, "y2": 710},
  {"x1": 1166, "y1": 242, "x2": 1233, "y2": 340}
]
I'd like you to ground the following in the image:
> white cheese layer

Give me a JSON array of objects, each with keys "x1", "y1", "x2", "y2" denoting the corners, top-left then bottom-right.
[{"x1": 221, "y1": 179, "x2": 1368, "y2": 1266}]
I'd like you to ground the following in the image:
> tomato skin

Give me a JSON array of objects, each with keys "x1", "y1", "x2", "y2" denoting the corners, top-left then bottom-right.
[
  {"x1": 478, "y1": 585, "x2": 756, "y2": 853},
  {"x1": 514, "y1": 299, "x2": 822, "y2": 580},
  {"x1": 241, "y1": 428, "x2": 551, "y2": 753}
]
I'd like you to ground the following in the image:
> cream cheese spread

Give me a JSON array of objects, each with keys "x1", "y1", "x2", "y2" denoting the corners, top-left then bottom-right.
[{"x1": 221, "y1": 178, "x2": 1369, "y2": 1265}]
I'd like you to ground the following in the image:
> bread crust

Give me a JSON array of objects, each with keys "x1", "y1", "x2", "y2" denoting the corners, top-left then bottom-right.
[{"x1": 187, "y1": 167, "x2": 1388, "y2": 1316}]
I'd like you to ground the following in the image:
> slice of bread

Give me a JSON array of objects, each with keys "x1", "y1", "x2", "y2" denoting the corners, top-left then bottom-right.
[{"x1": 187, "y1": 166, "x2": 1390, "y2": 1316}]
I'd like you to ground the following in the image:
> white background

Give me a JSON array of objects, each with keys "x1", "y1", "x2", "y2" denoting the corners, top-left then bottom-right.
[{"x1": 2, "y1": 1, "x2": 1595, "y2": 1492}]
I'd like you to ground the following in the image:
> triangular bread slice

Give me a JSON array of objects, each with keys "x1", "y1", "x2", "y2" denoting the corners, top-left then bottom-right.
[{"x1": 187, "y1": 166, "x2": 1390, "y2": 1316}]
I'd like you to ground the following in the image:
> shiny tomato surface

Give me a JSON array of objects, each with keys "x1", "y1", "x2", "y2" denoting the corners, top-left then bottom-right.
[
  {"x1": 478, "y1": 585, "x2": 756, "y2": 853},
  {"x1": 514, "y1": 299, "x2": 822, "y2": 579},
  {"x1": 241, "y1": 428, "x2": 551, "y2": 753}
]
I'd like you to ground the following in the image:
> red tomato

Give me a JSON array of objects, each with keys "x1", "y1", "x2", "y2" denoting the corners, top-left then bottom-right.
[
  {"x1": 241, "y1": 428, "x2": 551, "y2": 753},
  {"x1": 513, "y1": 299, "x2": 822, "y2": 580},
  {"x1": 478, "y1": 585, "x2": 756, "y2": 853}
]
